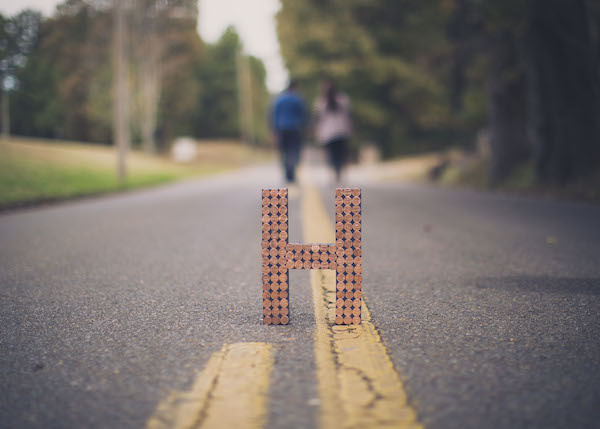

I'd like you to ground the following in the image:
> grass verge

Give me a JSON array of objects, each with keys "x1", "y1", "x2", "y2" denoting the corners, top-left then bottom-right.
[
  {"x1": 439, "y1": 153, "x2": 600, "y2": 203},
  {"x1": 0, "y1": 137, "x2": 272, "y2": 209},
  {"x1": 370, "y1": 148, "x2": 599, "y2": 203}
]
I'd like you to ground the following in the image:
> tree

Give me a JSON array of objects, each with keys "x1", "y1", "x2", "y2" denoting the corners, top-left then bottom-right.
[
  {"x1": 131, "y1": 0, "x2": 199, "y2": 152},
  {"x1": 38, "y1": 1, "x2": 109, "y2": 141},
  {"x1": 277, "y1": 0, "x2": 454, "y2": 157},
  {"x1": 247, "y1": 55, "x2": 269, "y2": 144},
  {"x1": 0, "y1": 9, "x2": 42, "y2": 137},
  {"x1": 192, "y1": 26, "x2": 241, "y2": 139},
  {"x1": 113, "y1": 0, "x2": 129, "y2": 182},
  {"x1": 10, "y1": 48, "x2": 63, "y2": 137},
  {"x1": 472, "y1": 0, "x2": 530, "y2": 184},
  {"x1": 154, "y1": 4, "x2": 203, "y2": 146},
  {"x1": 526, "y1": 0, "x2": 600, "y2": 184},
  {"x1": 277, "y1": 0, "x2": 600, "y2": 186},
  {"x1": 4, "y1": 1, "x2": 269, "y2": 149},
  {"x1": 486, "y1": 28, "x2": 529, "y2": 184},
  {"x1": 132, "y1": 0, "x2": 163, "y2": 153}
]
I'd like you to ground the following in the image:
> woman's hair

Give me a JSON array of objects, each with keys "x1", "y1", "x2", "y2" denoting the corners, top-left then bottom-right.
[{"x1": 325, "y1": 83, "x2": 339, "y2": 112}]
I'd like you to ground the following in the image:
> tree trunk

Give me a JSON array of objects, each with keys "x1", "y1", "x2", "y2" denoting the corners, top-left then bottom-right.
[
  {"x1": 236, "y1": 48, "x2": 248, "y2": 144},
  {"x1": 139, "y1": 36, "x2": 161, "y2": 154},
  {"x1": 487, "y1": 31, "x2": 529, "y2": 185},
  {"x1": 447, "y1": 0, "x2": 478, "y2": 114},
  {"x1": 242, "y1": 53, "x2": 255, "y2": 145},
  {"x1": 1, "y1": 89, "x2": 9, "y2": 139},
  {"x1": 135, "y1": 0, "x2": 162, "y2": 154},
  {"x1": 526, "y1": 0, "x2": 600, "y2": 184}
]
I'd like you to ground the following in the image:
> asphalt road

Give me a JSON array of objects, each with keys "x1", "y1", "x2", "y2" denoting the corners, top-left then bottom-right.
[{"x1": 1, "y1": 158, "x2": 599, "y2": 429}]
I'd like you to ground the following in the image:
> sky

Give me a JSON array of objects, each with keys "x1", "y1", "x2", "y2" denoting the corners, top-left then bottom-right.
[
  {"x1": 0, "y1": 0, "x2": 288, "y2": 92},
  {"x1": 199, "y1": 0, "x2": 287, "y2": 92}
]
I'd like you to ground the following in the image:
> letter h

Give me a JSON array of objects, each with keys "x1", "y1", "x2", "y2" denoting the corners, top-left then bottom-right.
[{"x1": 261, "y1": 188, "x2": 362, "y2": 325}]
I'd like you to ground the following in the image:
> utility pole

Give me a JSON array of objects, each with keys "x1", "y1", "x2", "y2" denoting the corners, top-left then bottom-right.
[{"x1": 113, "y1": 0, "x2": 130, "y2": 183}]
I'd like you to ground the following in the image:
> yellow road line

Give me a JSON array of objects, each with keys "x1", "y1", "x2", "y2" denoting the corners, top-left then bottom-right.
[
  {"x1": 146, "y1": 342, "x2": 273, "y2": 429},
  {"x1": 302, "y1": 185, "x2": 424, "y2": 429}
]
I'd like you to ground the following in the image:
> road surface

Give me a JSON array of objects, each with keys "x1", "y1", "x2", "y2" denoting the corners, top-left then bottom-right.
[{"x1": 1, "y1": 157, "x2": 599, "y2": 429}]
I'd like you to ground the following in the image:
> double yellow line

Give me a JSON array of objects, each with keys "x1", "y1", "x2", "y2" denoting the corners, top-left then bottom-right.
[
  {"x1": 146, "y1": 343, "x2": 273, "y2": 429},
  {"x1": 146, "y1": 186, "x2": 423, "y2": 429}
]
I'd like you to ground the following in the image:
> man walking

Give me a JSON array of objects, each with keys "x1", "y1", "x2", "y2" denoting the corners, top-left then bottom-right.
[{"x1": 270, "y1": 80, "x2": 306, "y2": 183}]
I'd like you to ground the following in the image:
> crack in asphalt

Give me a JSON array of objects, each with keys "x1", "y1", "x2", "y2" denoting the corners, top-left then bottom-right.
[{"x1": 320, "y1": 276, "x2": 391, "y2": 421}]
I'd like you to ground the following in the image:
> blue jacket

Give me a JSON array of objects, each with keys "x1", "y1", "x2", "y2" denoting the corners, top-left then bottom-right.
[{"x1": 271, "y1": 90, "x2": 306, "y2": 132}]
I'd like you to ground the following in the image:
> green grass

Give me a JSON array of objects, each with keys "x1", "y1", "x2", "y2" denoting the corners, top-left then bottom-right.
[{"x1": 0, "y1": 137, "x2": 272, "y2": 208}]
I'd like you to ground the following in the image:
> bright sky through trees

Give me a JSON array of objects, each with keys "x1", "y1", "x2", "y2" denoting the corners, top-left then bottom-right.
[
  {"x1": 199, "y1": 0, "x2": 287, "y2": 92},
  {"x1": 0, "y1": 0, "x2": 288, "y2": 92}
]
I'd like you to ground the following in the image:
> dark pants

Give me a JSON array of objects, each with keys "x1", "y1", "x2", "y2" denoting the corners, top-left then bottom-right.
[
  {"x1": 325, "y1": 137, "x2": 348, "y2": 179},
  {"x1": 277, "y1": 130, "x2": 302, "y2": 182}
]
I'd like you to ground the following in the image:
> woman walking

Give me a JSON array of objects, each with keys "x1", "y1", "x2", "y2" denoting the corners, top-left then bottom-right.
[{"x1": 313, "y1": 81, "x2": 352, "y2": 182}]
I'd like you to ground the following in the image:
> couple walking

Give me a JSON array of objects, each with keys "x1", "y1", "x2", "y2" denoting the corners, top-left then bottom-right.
[{"x1": 270, "y1": 80, "x2": 352, "y2": 183}]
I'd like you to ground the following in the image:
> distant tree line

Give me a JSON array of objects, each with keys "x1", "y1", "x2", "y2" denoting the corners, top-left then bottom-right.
[
  {"x1": 0, "y1": 0, "x2": 270, "y2": 151},
  {"x1": 277, "y1": 0, "x2": 600, "y2": 185}
]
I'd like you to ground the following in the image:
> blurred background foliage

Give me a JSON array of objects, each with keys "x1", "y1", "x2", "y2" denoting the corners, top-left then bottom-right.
[
  {"x1": 0, "y1": 0, "x2": 270, "y2": 151},
  {"x1": 277, "y1": 0, "x2": 600, "y2": 186},
  {"x1": 0, "y1": 0, "x2": 599, "y2": 191}
]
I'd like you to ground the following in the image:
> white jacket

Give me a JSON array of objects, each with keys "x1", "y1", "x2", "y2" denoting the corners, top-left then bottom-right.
[{"x1": 314, "y1": 94, "x2": 352, "y2": 145}]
